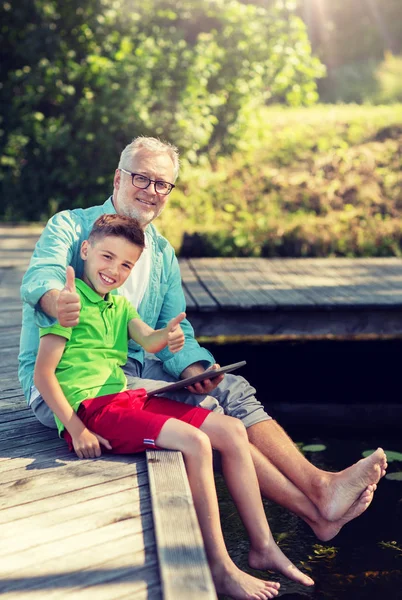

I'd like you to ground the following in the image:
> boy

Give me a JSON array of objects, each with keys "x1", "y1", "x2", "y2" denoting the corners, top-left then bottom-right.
[{"x1": 34, "y1": 214, "x2": 324, "y2": 599}]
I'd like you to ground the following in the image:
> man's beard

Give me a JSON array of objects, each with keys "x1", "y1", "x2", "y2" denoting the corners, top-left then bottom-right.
[{"x1": 122, "y1": 202, "x2": 165, "y2": 227}]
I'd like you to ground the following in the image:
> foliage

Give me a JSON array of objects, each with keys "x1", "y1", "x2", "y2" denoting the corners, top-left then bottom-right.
[
  {"x1": 301, "y1": 444, "x2": 326, "y2": 452},
  {"x1": 0, "y1": 0, "x2": 323, "y2": 221},
  {"x1": 155, "y1": 104, "x2": 402, "y2": 258},
  {"x1": 318, "y1": 55, "x2": 402, "y2": 105},
  {"x1": 292, "y1": 0, "x2": 402, "y2": 104},
  {"x1": 375, "y1": 54, "x2": 402, "y2": 104}
]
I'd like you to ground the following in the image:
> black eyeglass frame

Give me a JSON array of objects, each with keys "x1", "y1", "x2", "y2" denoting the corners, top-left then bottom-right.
[{"x1": 119, "y1": 168, "x2": 175, "y2": 195}]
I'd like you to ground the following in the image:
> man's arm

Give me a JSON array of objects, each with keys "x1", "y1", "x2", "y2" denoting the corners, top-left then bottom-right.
[
  {"x1": 34, "y1": 334, "x2": 111, "y2": 458},
  {"x1": 128, "y1": 312, "x2": 185, "y2": 354},
  {"x1": 149, "y1": 253, "x2": 216, "y2": 374},
  {"x1": 148, "y1": 251, "x2": 221, "y2": 391}
]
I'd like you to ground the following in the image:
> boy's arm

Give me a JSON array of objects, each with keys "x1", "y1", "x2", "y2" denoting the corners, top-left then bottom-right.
[
  {"x1": 128, "y1": 312, "x2": 186, "y2": 354},
  {"x1": 34, "y1": 334, "x2": 111, "y2": 458}
]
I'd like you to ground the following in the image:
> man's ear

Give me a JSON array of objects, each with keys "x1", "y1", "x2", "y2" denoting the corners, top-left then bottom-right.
[
  {"x1": 80, "y1": 240, "x2": 89, "y2": 261},
  {"x1": 113, "y1": 169, "x2": 121, "y2": 190}
]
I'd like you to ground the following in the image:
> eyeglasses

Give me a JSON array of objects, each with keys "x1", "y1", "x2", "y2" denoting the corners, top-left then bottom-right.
[{"x1": 120, "y1": 168, "x2": 175, "y2": 195}]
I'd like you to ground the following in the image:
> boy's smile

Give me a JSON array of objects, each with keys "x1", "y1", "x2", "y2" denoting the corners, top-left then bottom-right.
[{"x1": 80, "y1": 235, "x2": 143, "y2": 297}]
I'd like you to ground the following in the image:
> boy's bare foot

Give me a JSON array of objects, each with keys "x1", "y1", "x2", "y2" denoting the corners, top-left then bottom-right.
[
  {"x1": 312, "y1": 483, "x2": 376, "y2": 541},
  {"x1": 211, "y1": 562, "x2": 280, "y2": 600},
  {"x1": 314, "y1": 448, "x2": 386, "y2": 522},
  {"x1": 248, "y1": 540, "x2": 314, "y2": 587}
]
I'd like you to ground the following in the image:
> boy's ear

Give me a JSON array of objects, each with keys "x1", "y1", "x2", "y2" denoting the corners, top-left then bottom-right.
[{"x1": 80, "y1": 240, "x2": 89, "y2": 261}]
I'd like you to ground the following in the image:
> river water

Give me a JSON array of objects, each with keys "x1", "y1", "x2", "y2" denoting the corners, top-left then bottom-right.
[{"x1": 203, "y1": 339, "x2": 402, "y2": 599}]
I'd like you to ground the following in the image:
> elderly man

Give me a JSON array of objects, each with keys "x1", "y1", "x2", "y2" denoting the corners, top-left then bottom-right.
[{"x1": 19, "y1": 136, "x2": 386, "y2": 541}]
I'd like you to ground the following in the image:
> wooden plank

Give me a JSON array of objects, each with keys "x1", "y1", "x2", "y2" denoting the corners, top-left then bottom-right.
[
  {"x1": 0, "y1": 411, "x2": 36, "y2": 428},
  {"x1": 0, "y1": 487, "x2": 151, "y2": 554},
  {"x1": 146, "y1": 450, "x2": 217, "y2": 600},
  {"x1": 0, "y1": 438, "x2": 66, "y2": 463},
  {"x1": 0, "y1": 429, "x2": 57, "y2": 453},
  {"x1": 281, "y1": 258, "x2": 401, "y2": 307},
  {"x1": 0, "y1": 516, "x2": 158, "y2": 598},
  {"x1": 0, "y1": 454, "x2": 147, "y2": 504},
  {"x1": 0, "y1": 469, "x2": 147, "y2": 526},
  {"x1": 179, "y1": 259, "x2": 218, "y2": 311},
  {"x1": 0, "y1": 310, "x2": 22, "y2": 328},
  {"x1": 0, "y1": 399, "x2": 28, "y2": 414},
  {"x1": 0, "y1": 347, "x2": 19, "y2": 367},
  {"x1": 0, "y1": 327, "x2": 21, "y2": 348},
  {"x1": 0, "y1": 417, "x2": 54, "y2": 441},
  {"x1": 188, "y1": 258, "x2": 242, "y2": 309},
  {"x1": 213, "y1": 258, "x2": 277, "y2": 309},
  {"x1": 0, "y1": 225, "x2": 43, "y2": 239},
  {"x1": 248, "y1": 259, "x2": 317, "y2": 306}
]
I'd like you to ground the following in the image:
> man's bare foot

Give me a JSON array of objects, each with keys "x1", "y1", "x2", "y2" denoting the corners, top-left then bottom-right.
[
  {"x1": 211, "y1": 562, "x2": 280, "y2": 600},
  {"x1": 315, "y1": 448, "x2": 386, "y2": 522},
  {"x1": 312, "y1": 484, "x2": 376, "y2": 541},
  {"x1": 248, "y1": 539, "x2": 314, "y2": 587}
]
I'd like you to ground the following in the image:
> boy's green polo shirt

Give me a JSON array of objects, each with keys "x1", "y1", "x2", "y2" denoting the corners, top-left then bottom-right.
[{"x1": 39, "y1": 279, "x2": 140, "y2": 434}]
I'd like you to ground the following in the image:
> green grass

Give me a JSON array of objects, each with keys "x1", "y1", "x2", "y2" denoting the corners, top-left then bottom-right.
[{"x1": 156, "y1": 104, "x2": 402, "y2": 257}]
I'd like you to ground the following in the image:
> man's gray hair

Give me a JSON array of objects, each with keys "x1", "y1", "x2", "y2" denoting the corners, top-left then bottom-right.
[{"x1": 118, "y1": 137, "x2": 180, "y2": 181}]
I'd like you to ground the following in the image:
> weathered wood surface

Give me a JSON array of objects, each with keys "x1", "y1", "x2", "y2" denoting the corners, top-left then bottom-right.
[
  {"x1": 0, "y1": 226, "x2": 214, "y2": 600},
  {"x1": 147, "y1": 450, "x2": 217, "y2": 600},
  {"x1": 0, "y1": 271, "x2": 163, "y2": 598},
  {"x1": 3, "y1": 224, "x2": 402, "y2": 337},
  {"x1": 180, "y1": 257, "x2": 402, "y2": 337}
]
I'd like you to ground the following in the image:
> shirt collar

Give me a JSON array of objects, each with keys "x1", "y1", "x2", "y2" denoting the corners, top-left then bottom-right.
[{"x1": 76, "y1": 279, "x2": 113, "y2": 306}]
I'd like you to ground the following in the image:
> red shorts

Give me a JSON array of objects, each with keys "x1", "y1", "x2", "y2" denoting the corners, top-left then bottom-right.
[{"x1": 63, "y1": 388, "x2": 210, "y2": 454}]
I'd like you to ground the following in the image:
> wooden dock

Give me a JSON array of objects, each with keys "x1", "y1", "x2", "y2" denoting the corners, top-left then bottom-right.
[
  {"x1": 2, "y1": 224, "x2": 402, "y2": 597},
  {"x1": 181, "y1": 257, "x2": 402, "y2": 338},
  {"x1": 0, "y1": 226, "x2": 217, "y2": 599}
]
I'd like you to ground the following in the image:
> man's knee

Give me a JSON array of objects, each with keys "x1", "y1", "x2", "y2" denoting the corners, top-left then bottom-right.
[{"x1": 212, "y1": 374, "x2": 271, "y2": 428}]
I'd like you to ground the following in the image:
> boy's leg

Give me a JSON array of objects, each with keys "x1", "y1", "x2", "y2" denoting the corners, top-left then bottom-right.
[
  {"x1": 199, "y1": 412, "x2": 314, "y2": 587},
  {"x1": 124, "y1": 357, "x2": 386, "y2": 523},
  {"x1": 155, "y1": 417, "x2": 280, "y2": 600}
]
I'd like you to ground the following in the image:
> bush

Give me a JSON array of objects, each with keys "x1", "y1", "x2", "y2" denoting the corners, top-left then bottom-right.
[{"x1": 155, "y1": 104, "x2": 402, "y2": 258}]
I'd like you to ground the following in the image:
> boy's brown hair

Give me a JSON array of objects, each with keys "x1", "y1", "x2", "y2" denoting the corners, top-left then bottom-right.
[{"x1": 88, "y1": 214, "x2": 145, "y2": 249}]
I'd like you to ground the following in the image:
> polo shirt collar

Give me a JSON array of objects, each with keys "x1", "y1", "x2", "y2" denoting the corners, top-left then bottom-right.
[{"x1": 75, "y1": 279, "x2": 113, "y2": 307}]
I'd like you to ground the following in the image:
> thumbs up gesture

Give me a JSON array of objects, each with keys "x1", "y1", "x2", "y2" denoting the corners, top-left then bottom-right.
[
  {"x1": 56, "y1": 266, "x2": 81, "y2": 327},
  {"x1": 166, "y1": 312, "x2": 186, "y2": 353}
]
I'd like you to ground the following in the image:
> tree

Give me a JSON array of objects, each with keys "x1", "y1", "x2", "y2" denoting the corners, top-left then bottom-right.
[{"x1": 0, "y1": 0, "x2": 324, "y2": 220}]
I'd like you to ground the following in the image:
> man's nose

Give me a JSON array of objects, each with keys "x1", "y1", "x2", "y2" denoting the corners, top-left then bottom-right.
[{"x1": 143, "y1": 182, "x2": 157, "y2": 195}]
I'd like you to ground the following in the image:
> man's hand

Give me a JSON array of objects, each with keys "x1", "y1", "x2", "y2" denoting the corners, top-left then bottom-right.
[
  {"x1": 166, "y1": 312, "x2": 186, "y2": 353},
  {"x1": 72, "y1": 427, "x2": 112, "y2": 459},
  {"x1": 181, "y1": 362, "x2": 224, "y2": 394},
  {"x1": 56, "y1": 266, "x2": 81, "y2": 327}
]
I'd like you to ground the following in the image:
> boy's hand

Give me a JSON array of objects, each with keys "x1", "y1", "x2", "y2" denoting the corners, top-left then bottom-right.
[
  {"x1": 57, "y1": 266, "x2": 81, "y2": 327},
  {"x1": 166, "y1": 312, "x2": 186, "y2": 353},
  {"x1": 72, "y1": 428, "x2": 112, "y2": 459}
]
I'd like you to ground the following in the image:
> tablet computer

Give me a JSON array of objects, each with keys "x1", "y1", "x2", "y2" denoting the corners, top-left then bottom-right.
[{"x1": 146, "y1": 360, "x2": 247, "y2": 397}]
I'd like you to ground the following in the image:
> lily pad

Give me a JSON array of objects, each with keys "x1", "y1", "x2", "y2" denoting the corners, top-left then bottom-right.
[
  {"x1": 362, "y1": 449, "x2": 402, "y2": 462},
  {"x1": 385, "y1": 472, "x2": 402, "y2": 481},
  {"x1": 302, "y1": 444, "x2": 327, "y2": 453}
]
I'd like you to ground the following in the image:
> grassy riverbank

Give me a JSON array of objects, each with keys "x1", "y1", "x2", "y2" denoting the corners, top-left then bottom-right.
[{"x1": 157, "y1": 104, "x2": 402, "y2": 258}]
